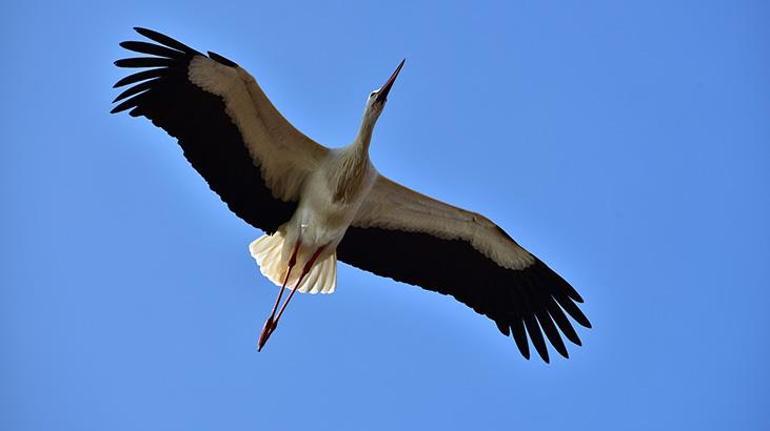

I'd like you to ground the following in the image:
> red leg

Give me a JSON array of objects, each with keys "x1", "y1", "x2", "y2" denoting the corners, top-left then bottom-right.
[
  {"x1": 274, "y1": 246, "x2": 326, "y2": 324},
  {"x1": 257, "y1": 245, "x2": 325, "y2": 352},
  {"x1": 268, "y1": 240, "x2": 301, "y2": 319},
  {"x1": 257, "y1": 240, "x2": 301, "y2": 352}
]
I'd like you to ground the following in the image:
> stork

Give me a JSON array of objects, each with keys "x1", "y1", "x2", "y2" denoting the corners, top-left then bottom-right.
[{"x1": 112, "y1": 27, "x2": 591, "y2": 362}]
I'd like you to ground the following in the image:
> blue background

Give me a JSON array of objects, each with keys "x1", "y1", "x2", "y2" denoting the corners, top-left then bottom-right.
[{"x1": 2, "y1": 1, "x2": 768, "y2": 429}]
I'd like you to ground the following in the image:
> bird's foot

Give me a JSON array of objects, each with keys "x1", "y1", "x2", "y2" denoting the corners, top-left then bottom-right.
[{"x1": 257, "y1": 316, "x2": 277, "y2": 352}]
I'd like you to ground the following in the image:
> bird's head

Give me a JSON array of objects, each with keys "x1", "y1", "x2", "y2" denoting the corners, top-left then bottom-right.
[{"x1": 363, "y1": 59, "x2": 405, "y2": 123}]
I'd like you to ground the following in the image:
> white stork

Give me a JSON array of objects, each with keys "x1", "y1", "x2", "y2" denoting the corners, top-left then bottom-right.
[{"x1": 112, "y1": 28, "x2": 591, "y2": 362}]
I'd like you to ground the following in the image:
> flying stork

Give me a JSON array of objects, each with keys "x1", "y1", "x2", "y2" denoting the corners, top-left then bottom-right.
[{"x1": 111, "y1": 27, "x2": 591, "y2": 362}]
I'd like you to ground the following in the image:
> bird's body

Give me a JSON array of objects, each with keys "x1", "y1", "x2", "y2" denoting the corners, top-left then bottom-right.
[
  {"x1": 254, "y1": 143, "x2": 379, "y2": 296},
  {"x1": 112, "y1": 28, "x2": 591, "y2": 362},
  {"x1": 292, "y1": 145, "x2": 377, "y2": 251}
]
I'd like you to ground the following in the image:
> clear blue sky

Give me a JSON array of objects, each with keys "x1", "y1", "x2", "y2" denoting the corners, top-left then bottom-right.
[{"x1": 2, "y1": 1, "x2": 768, "y2": 429}]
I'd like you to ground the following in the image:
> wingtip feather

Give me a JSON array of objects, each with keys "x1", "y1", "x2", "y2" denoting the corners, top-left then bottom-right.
[
  {"x1": 537, "y1": 311, "x2": 569, "y2": 359},
  {"x1": 510, "y1": 319, "x2": 530, "y2": 360},
  {"x1": 524, "y1": 315, "x2": 550, "y2": 363},
  {"x1": 132, "y1": 26, "x2": 202, "y2": 55}
]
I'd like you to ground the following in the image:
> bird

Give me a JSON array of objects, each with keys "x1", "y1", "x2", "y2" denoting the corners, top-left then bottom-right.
[{"x1": 111, "y1": 27, "x2": 591, "y2": 362}]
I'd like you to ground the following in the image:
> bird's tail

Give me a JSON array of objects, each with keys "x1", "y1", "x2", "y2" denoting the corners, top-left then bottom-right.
[{"x1": 249, "y1": 232, "x2": 337, "y2": 294}]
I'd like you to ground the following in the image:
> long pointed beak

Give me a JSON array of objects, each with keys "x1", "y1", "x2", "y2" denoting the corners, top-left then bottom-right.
[{"x1": 375, "y1": 59, "x2": 405, "y2": 104}]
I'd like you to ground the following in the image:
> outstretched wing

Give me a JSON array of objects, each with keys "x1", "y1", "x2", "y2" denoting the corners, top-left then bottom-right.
[
  {"x1": 112, "y1": 27, "x2": 328, "y2": 233},
  {"x1": 338, "y1": 175, "x2": 591, "y2": 362}
]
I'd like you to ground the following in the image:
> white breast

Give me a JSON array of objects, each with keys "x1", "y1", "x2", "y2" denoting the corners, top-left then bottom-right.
[{"x1": 288, "y1": 151, "x2": 378, "y2": 251}]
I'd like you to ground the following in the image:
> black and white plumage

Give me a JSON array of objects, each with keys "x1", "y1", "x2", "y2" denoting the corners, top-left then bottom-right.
[{"x1": 112, "y1": 27, "x2": 591, "y2": 362}]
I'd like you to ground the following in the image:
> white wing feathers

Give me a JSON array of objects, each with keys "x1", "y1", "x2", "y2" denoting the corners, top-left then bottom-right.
[
  {"x1": 352, "y1": 175, "x2": 535, "y2": 270},
  {"x1": 188, "y1": 56, "x2": 328, "y2": 202}
]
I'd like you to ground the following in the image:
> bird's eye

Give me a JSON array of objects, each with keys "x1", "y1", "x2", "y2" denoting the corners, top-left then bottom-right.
[{"x1": 370, "y1": 91, "x2": 377, "y2": 98}]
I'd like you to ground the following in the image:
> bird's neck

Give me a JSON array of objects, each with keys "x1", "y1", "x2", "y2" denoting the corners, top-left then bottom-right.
[
  {"x1": 329, "y1": 118, "x2": 374, "y2": 203},
  {"x1": 353, "y1": 116, "x2": 376, "y2": 154},
  {"x1": 342, "y1": 120, "x2": 373, "y2": 180}
]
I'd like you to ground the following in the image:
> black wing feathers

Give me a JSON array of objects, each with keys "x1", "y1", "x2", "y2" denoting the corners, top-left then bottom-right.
[
  {"x1": 112, "y1": 28, "x2": 295, "y2": 234},
  {"x1": 119, "y1": 41, "x2": 184, "y2": 58},
  {"x1": 114, "y1": 57, "x2": 176, "y2": 68},
  {"x1": 337, "y1": 226, "x2": 591, "y2": 362},
  {"x1": 133, "y1": 27, "x2": 202, "y2": 55},
  {"x1": 112, "y1": 79, "x2": 159, "y2": 103},
  {"x1": 113, "y1": 68, "x2": 165, "y2": 88}
]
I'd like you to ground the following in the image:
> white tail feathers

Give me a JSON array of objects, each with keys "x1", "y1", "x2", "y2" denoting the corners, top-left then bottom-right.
[{"x1": 249, "y1": 232, "x2": 337, "y2": 294}]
